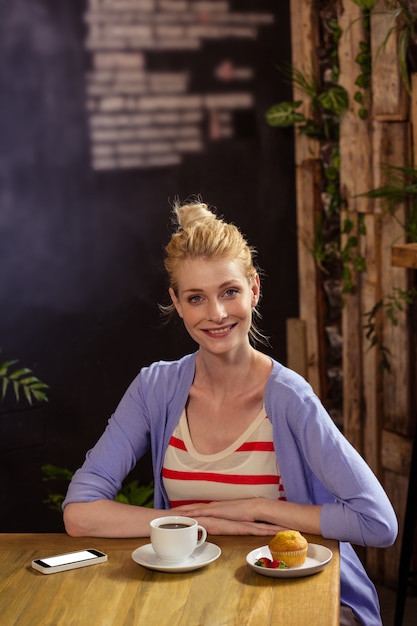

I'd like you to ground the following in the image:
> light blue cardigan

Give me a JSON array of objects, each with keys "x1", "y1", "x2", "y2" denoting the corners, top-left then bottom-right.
[{"x1": 64, "y1": 353, "x2": 398, "y2": 625}]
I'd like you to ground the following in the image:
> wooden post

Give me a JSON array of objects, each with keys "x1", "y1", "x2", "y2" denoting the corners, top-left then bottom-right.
[{"x1": 288, "y1": 0, "x2": 417, "y2": 585}]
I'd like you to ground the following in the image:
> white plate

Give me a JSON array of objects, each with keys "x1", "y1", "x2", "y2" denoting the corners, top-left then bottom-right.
[
  {"x1": 246, "y1": 543, "x2": 333, "y2": 578},
  {"x1": 132, "y1": 542, "x2": 221, "y2": 573}
]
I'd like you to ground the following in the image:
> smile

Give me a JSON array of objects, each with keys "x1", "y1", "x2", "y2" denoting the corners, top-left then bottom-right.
[{"x1": 203, "y1": 324, "x2": 235, "y2": 336}]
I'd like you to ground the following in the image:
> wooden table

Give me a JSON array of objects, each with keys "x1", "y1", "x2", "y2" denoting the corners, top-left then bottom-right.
[{"x1": 0, "y1": 533, "x2": 340, "y2": 625}]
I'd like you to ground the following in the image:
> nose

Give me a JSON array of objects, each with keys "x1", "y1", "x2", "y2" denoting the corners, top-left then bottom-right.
[{"x1": 208, "y1": 300, "x2": 227, "y2": 324}]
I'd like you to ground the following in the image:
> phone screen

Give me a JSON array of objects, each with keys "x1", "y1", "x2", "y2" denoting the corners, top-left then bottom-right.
[{"x1": 40, "y1": 550, "x2": 99, "y2": 567}]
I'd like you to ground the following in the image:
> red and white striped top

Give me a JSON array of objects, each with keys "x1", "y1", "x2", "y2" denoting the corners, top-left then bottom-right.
[{"x1": 162, "y1": 408, "x2": 286, "y2": 507}]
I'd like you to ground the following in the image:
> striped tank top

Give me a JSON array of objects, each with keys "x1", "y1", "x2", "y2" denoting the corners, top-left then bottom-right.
[{"x1": 162, "y1": 408, "x2": 286, "y2": 506}]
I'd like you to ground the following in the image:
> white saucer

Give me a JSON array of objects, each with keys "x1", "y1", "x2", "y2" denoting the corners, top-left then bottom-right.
[
  {"x1": 246, "y1": 543, "x2": 333, "y2": 578},
  {"x1": 132, "y1": 542, "x2": 221, "y2": 573}
]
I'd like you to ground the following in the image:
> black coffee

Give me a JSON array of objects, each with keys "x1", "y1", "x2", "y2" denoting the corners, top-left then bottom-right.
[{"x1": 158, "y1": 523, "x2": 191, "y2": 529}]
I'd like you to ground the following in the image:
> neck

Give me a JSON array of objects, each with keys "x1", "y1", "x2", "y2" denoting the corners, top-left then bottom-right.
[{"x1": 195, "y1": 344, "x2": 267, "y2": 392}]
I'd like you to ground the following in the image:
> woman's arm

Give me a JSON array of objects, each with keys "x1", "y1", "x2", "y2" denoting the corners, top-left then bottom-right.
[
  {"x1": 64, "y1": 500, "x2": 166, "y2": 538},
  {"x1": 267, "y1": 380, "x2": 398, "y2": 548},
  {"x1": 63, "y1": 499, "x2": 287, "y2": 538}
]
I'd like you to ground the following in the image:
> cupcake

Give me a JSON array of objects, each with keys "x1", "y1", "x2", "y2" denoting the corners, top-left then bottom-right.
[{"x1": 268, "y1": 530, "x2": 308, "y2": 568}]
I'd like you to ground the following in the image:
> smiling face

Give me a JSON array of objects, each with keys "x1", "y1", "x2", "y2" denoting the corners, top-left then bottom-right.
[{"x1": 169, "y1": 257, "x2": 260, "y2": 356}]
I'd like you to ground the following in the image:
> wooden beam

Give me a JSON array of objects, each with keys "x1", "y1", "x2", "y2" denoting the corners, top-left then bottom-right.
[
  {"x1": 391, "y1": 243, "x2": 417, "y2": 269},
  {"x1": 295, "y1": 159, "x2": 324, "y2": 395},
  {"x1": 381, "y1": 429, "x2": 413, "y2": 475},
  {"x1": 371, "y1": 0, "x2": 408, "y2": 120},
  {"x1": 373, "y1": 121, "x2": 411, "y2": 434},
  {"x1": 289, "y1": 0, "x2": 320, "y2": 164},
  {"x1": 286, "y1": 318, "x2": 307, "y2": 379}
]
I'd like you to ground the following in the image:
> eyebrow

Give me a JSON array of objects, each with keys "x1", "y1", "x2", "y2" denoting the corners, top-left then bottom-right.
[{"x1": 181, "y1": 279, "x2": 242, "y2": 295}]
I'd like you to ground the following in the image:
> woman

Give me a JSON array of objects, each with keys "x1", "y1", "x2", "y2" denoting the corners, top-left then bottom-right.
[{"x1": 63, "y1": 200, "x2": 397, "y2": 626}]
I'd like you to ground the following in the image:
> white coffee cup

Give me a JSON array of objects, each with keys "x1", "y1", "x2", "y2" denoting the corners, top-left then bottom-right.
[{"x1": 150, "y1": 516, "x2": 207, "y2": 562}]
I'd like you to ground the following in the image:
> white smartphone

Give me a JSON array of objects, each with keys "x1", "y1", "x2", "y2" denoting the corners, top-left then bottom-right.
[{"x1": 31, "y1": 548, "x2": 108, "y2": 574}]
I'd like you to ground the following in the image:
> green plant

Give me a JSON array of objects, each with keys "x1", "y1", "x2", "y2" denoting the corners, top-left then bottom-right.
[
  {"x1": 0, "y1": 356, "x2": 49, "y2": 406},
  {"x1": 41, "y1": 464, "x2": 154, "y2": 512},
  {"x1": 349, "y1": 0, "x2": 417, "y2": 115},
  {"x1": 264, "y1": 9, "x2": 349, "y2": 283},
  {"x1": 341, "y1": 214, "x2": 367, "y2": 293},
  {"x1": 381, "y1": 0, "x2": 417, "y2": 94},
  {"x1": 353, "y1": 163, "x2": 417, "y2": 362},
  {"x1": 363, "y1": 287, "x2": 417, "y2": 370},
  {"x1": 353, "y1": 8, "x2": 372, "y2": 120},
  {"x1": 359, "y1": 163, "x2": 417, "y2": 242},
  {"x1": 265, "y1": 1, "x2": 417, "y2": 415},
  {"x1": 310, "y1": 214, "x2": 341, "y2": 274},
  {"x1": 265, "y1": 65, "x2": 348, "y2": 141},
  {"x1": 352, "y1": 0, "x2": 417, "y2": 93},
  {"x1": 115, "y1": 479, "x2": 154, "y2": 507}
]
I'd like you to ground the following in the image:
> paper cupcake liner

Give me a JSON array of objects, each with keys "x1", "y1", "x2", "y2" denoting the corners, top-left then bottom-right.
[{"x1": 269, "y1": 547, "x2": 308, "y2": 568}]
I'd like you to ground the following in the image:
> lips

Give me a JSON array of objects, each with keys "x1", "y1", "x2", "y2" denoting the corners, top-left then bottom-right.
[{"x1": 202, "y1": 324, "x2": 236, "y2": 336}]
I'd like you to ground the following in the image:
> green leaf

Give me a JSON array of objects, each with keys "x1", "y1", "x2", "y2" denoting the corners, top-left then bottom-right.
[
  {"x1": 43, "y1": 493, "x2": 66, "y2": 513},
  {"x1": 0, "y1": 360, "x2": 18, "y2": 376},
  {"x1": 23, "y1": 386, "x2": 33, "y2": 405},
  {"x1": 114, "y1": 493, "x2": 129, "y2": 504},
  {"x1": 298, "y1": 119, "x2": 323, "y2": 139},
  {"x1": 355, "y1": 74, "x2": 370, "y2": 89},
  {"x1": 350, "y1": 0, "x2": 376, "y2": 9},
  {"x1": 354, "y1": 256, "x2": 367, "y2": 272},
  {"x1": 330, "y1": 66, "x2": 340, "y2": 83},
  {"x1": 324, "y1": 166, "x2": 339, "y2": 181},
  {"x1": 280, "y1": 64, "x2": 318, "y2": 99},
  {"x1": 359, "y1": 215, "x2": 367, "y2": 236},
  {"x1": 115, "y1": 480, "x2": 154, "y2": 507},
  {"x1": 0, "y1": 356, "x2": 49, "y2": 405},
  {"x1": 355, "y1": 51, "x2": 371, "y2": 66},
  {"x1": 41, "y1": 464, "x2": 74, "y2": 481},
  {"x1": 342, "y1": 218, "x2": 354, "y2": 234},
  {"x1": 332, "y1": 149, "x2": 341, "y2": 169},
  {"x1": 19, "y1": 376, "x2": 40, "y2": 385},
  {"x1": 9, "y1": 367, "x2": 32, "y2": 380},
  {"x1": 27, "y1": 381, "x2": 49, "y2": 390},
  {"x1": 326, "y1": 183, "x2": 337, "y2": 195},
  {"x1": 32, "y1": 390, "x2": 48, "y2": 402},
  {"x1": 317, "y1": 86, "x2": 348, "y2": 115},
  {"x1": 12, "y1": 381, "x2": 20, "y2": 403},
  {"x1": 265, "y1": 101, "x2": 305, "y2": 127},
  {"x1": 1, "y1": 378, "x2": 9, "y2": 401},
  {"x1": 398, "y1": 29, "x2": 411, "y2": 94}
]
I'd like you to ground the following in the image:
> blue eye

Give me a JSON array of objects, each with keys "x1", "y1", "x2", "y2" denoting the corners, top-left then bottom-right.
[
  {"x1": 224, "y1": 288, "x2": 238, "y2": 297},
  {"x1": 188, "y1": 295, "x2": 203, "y2": 304}
]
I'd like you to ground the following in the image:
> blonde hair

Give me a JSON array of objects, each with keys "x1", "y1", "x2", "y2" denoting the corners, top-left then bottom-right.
[{"x1": 161, "y1": 198, "x2": 268, "y2": 347}]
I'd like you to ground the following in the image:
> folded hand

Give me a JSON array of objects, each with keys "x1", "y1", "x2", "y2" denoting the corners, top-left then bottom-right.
[{"x1": 172, "y1": 498, "x2": 287, "y2": 536}]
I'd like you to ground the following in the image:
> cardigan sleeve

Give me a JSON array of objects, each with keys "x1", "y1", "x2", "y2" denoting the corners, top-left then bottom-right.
[
  {"x1": 267, "y1": 366, "x2": 398, "y2": 548},
  {"x1": 62, "y1": 370, "x2": 153, "y2": 507},
  {"x1": 62, "y1": 354, "x2": 194, "y2": 510}
]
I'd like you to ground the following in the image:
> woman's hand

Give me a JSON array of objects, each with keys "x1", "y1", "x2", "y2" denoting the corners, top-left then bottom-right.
[
  {"x1": 173, "y1": 498, "x2": 322, "y2": 535},
  {"x1": 173, "y1": 499, "x2": 266, "y2": 523},
  {"x1": 172, "y1": 500, "x2": 286, "y2": 535},
  {"x1": 183, "y1": 517, "x2": 286, "y2": 536}
]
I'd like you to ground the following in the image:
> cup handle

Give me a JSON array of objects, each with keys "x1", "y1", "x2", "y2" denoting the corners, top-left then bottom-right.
[{"x1": 196, "y1": 525, "x2": 207, "y2": 547}]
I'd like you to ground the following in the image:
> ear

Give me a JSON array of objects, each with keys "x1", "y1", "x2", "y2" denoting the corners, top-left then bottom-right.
[
  {"x1": 169, "y1": 287, "x2": 184, "y2": 318},
  {"x1": 251, "y1": 273, "x2": 261, "y2": 307}
]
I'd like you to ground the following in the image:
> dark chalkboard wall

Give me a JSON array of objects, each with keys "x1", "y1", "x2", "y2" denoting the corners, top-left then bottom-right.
[{"x1": 0, "y1": 0, "x2": 297, "y2": 531}]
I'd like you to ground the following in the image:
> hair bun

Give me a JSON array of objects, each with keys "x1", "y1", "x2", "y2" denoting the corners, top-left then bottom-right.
[{"x1": 174, "y1": 200, "x2": 217, "y2": 230}]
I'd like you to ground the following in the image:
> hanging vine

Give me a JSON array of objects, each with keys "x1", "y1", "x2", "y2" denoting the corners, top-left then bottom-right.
[
  {"x1": 266, "y1": 1, "x2": 348, "y2": 424},
  {"x1": 266, "y1": 0, "x2": 417, "y2": 415}
]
